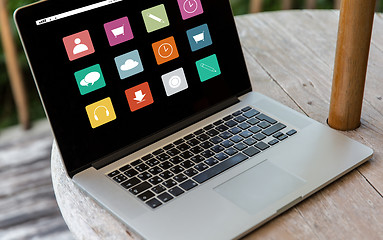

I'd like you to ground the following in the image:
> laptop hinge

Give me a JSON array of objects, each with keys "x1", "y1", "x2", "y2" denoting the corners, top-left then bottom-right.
[{"x1": 91, "y1": 97, "x2": 240, "y2": 170}]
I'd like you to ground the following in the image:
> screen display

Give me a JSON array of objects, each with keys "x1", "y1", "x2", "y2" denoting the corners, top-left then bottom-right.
[{"x1": 16, "y1": 0, "x2": 251, "y2": 176}]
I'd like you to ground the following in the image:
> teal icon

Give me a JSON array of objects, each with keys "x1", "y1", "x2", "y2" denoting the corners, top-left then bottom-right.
[
  {"x1": 74, "y1": 64, "x2": 106, "y2": 95},
  {"x1": 196, "y1": 54, "x2": 221, "y2": 82}
]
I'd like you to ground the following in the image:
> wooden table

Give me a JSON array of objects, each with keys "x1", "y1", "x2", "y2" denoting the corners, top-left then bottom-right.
[{"x1": 52, "y1": 10, "x2": 383, "y2": 239}]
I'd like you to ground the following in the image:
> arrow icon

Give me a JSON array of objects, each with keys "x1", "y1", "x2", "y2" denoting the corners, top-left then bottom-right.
[{"x1": 133, "y1": 90, "x2": 146, "y2": 103}]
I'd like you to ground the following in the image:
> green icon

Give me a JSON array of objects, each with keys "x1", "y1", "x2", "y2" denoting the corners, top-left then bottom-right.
[
  {"x1": 196, "y1": 54, "x2": 221, "y2": 82},
  {"x1": 74, "y1": 64, "x2": 106, "y2": 95},
  {"x1": 142, "y1": 4, "x2": 170, "y2": 33}
]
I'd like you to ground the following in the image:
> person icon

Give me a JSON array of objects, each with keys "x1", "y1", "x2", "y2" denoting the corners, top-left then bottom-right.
[{"x1": 73, "y1": 38, "x2": 89, "y2": 55}]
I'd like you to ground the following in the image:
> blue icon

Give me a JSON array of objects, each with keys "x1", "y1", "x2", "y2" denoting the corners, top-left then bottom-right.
[
  {"x1": 114, "y1": 50, "x2": 144, "y2": 80},
  {"x1": 186, "y1": 24, "x2": 212, "y2": 52}
]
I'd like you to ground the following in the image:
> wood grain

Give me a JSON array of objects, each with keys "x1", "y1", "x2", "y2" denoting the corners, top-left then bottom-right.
[{"x1": 328, "y1": 0, "x2": 376, "y2": 130}]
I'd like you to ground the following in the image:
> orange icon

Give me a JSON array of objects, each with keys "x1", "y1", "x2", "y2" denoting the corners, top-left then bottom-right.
[{"x1": 152, "y1": 36, "x2": 179, "y2": 65}]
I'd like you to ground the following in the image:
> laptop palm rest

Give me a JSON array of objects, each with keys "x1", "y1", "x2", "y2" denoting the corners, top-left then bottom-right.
[{"x1": 214, "y1": 160, "x2": 306, "y2": 215}]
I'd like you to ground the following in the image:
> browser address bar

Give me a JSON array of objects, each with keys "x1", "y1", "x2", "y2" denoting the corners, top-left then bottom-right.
[{"x1": 36, "y1": 0, "x2": 123, "y2": 26}]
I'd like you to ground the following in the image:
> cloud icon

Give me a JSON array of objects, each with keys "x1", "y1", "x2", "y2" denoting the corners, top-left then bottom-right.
[
  {"x1": 121, "y1": 59, "x2": 139, "y2": 71},
  {"x1": 80, "y1": 72, "x2": 100, "y2": 86}
]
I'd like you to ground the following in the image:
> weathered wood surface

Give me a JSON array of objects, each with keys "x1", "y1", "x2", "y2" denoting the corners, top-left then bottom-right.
[
  {"x1": 0, "y1": 120, "x2": 73, "y2": 240},
  {"x1": 51, "y1": 10, "x2": 383, "y2": 239}
]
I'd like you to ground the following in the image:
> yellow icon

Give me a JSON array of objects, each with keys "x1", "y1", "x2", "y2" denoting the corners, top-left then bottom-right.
[{"x1": 86, "y1": 97, "x2": 117, "y2": 128}]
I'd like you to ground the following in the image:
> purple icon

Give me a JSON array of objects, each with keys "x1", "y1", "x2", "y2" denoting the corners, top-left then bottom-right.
[
  {"x1": 104, "y1": 17, "x2": 134, "y2": 47},
  {"x1": 177, "y1": 0, "x2": 203, "y2": 20}
]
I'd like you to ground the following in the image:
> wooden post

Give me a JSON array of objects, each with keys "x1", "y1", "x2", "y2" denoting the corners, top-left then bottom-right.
[
  {"x1": 334, "y1": 0, "x2": 341, "y2": 9},
  {"x1": 0, "y1": 0, "x2": 30, "y2": 129},
  {"x1": 328, "y1": 0, "x2": 376, "y2": 131},
  {"x1": 249, "y1": 0, "x2": 262, "y2": 13},
  {"x1": 282, "y1": 0, "x2": 292, "y2": 10},
  {"x1": 305, "y1": 0, "x2": 316, "y2": 9}
]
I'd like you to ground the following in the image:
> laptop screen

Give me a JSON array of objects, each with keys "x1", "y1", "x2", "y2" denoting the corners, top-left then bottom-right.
[{"x1": 16, "y1": 0, "x2": 251, "y2": 176}]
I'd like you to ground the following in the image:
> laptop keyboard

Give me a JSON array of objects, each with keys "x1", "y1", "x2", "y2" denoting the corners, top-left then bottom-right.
[{"x1": 106, "y1": 106, "x2": 297, "y2": 209}]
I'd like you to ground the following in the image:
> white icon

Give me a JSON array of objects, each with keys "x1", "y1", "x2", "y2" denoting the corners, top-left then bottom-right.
[
  {"x1": 111, "y1": 25, "x2": 125, "y2": 38},
  {"x1": 73, "y1": 38, "x2": 89, "y2": 55},
  {"x1": 169, "y1": 76, "x2": 182, "y2": 89},
  {"x1": 133, "y1": 90, "x2": 146, "y2": 103},
  {"x1": 158, "y1": 43, "x2": 173, "y2": 58},
  {"x1": 147, "y1": 13, "x2": 164, "y2": 23},
  {"x1": 200, "y1": 63, "x2": 217, "y2": 72},
  {"x1": 93, "y1": 106, "x2": 109, "y2": 121},
  {"x1": 193, "y1": 31, "x2": 205, "y2": 43},
  {"x1": 80, "y1": 72, "x2": 101, "y2": 87},
  {"x1": 121, "y1": 59, "x2": 139, "y2": 71},
  {"x1": 183, "y1": 0, "x2": 198, "y2": 14}
]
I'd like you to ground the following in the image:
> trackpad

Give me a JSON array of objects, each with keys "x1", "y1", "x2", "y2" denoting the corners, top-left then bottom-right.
[{"x1": 214, "y1": 161, "x2": 306, "y2": 214}]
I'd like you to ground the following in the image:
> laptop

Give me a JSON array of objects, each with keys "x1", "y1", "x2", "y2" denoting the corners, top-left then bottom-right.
[{"x1": 15, "y1": 0, "x2": 373, "y2": 239}]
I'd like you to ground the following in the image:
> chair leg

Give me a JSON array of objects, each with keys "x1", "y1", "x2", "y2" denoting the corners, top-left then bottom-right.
[
  {"x1": 305, "y1": 0, "x2": 316, "y2": 9},
  {"x1": 0, "y1": 0, "x2": 30, "y2": 129},
  {"x1": 249, "y1": 0, "x2": 262, "y2": 13},
  {"x1": 282, "y1": 0, "x2": 293, "y2": 10}
]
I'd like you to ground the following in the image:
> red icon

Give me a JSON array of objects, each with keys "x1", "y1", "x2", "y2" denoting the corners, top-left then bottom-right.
[
  {"x1": 63, "y1": 30, "x2": 95, "y2": 61},
  {"x1": 125, "y1": 82, "x2": 154, "y2": 112}
]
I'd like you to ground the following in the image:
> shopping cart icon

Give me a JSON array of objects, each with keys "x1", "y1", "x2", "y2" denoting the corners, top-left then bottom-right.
[
  {"x1": 193, "y1": 32, "x2": 205, "y2": 43},
  {"x1": 111, "y1": 25, "x2": 125, "y2": 38}
]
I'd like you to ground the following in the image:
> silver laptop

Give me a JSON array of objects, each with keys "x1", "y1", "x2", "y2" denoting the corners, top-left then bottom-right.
[{"x1": 15, "y1": 0, "x2": 373, "y2": 239}]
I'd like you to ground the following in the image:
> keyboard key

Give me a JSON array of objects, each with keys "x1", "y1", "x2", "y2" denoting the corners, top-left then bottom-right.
[
  {"x1": 234, "y1": 143, "x2": 247, "y2": 151},
  {"x1": 179, "y1": 180, "x2": 198, "y2": 191},
  {"x1": 152, "y1": 185, "x2": 166, "y2": 194},
  {"x1": 147, "y1": 158, "x2": 160, "y2": 167},
  {"x1": 174, "y1": 139, "x2": 185, "y2": 145},
  {"x1": 174, "y1": 173, "x2": 188, "y2": 183},
  {"x1": 138, "y1": 190, "x2": 155, "y2": 202},
  {"x1": 158, "y1": 192, "x2": 174, "y2": 203},
  {"x1": 184, "y1": 134, "x2": 195, "y2": 140},
  {"x1": 258, "y1": 121, "x2": 271, "y2": 129},
  {"x1": 124, "y1": 169, "x2": 138, "y2": 178},
  {"x1": 234, "y1": 116, "x2": 247, "y2": 123},
  {"x1": 146, "y1": 198, "x2": 162, "y2": 209},
  {"x1": 170, "y1": 165, "x2": 185, "y2": 174},
  {"x1": 241, "y1": 106, "x2": 252, "y2": 112},
  {"x1": 201, "y1": 150, "x2": 214, "y2": 158},
  {"x1": 169, "y1": 186, "x2": 185, "y2": 197},
  {"x1": 229, "y1": 127, "x2": 242, "y2": 135},
  {"x1": 160, "y1": 171, "x2": 174, "y2": 180},
  {"x1": 240, "y1": 130, "x2": 253, "y2": 138},
  {"x1": 108, "y1": 170, "x2": 120, "y2": 178},
  {"x1": 286, "y1": 129, "x2": 297, "y2": 136},
  {"x1": 243, "y1": 109, "x2": 260, "y2": 118},
  {"x1": 142, "y1": 154, "x2": 153, "y2": 161},
  {"x1": 213, "y1": 120, "x2": 224, "y2": 126},
  {"x1": 181, "y1": 160, "x2": 195, "y2": 169},
  {"x1": 149, "y1": 177, "x2": 163, "y2": 185},
  {"x1": 230, "y1": 135, "x2": 243, "y2": 143},
  {"x1": 273, "y1": 132, "x2": 283, "y2": 138},
  {"x1": 203, "y1": 124, "x2": 214, "y2": 131},
  {"x1": 163, "y1": 144, "x2": 174, "y2": 151},
  {"x1": 184, "y1": 168, "x2": 198, "y2": 177},
  {"x1": 177, "y1": 143, "x2": 190, "y2": 151},
  {"x1": 223, "y1": 115, "x2": 233, "y2": 121},
  {"x1": 243, "y1": 147, "x2": 261, "y2": 157},
  {"x1": 268, "y1": 139, "x2": 279, "y2": 146},
  {"x1": 193, "y1": 153, "x2": 248, "y2": 184},
  {"x1": 190, "y1": 146, "x2": 204, "y2": 155},
  {"x1": 210, "y1": 136, "x2": 223, "y2": 144},
  {"x1": 238, "y1": 122, "x2": 251, "y2": 130},
  {"x1": 138, "y1": 172, "x2": 152, "y2": 181},
  {"x1": 156, "y1": 153, "x2": 170, "y2": 162},
  {"x1": 131, "y1": 159, "x2": 142, "y2": 166},
  {"x1": 197, "y1": 134, "x2": 210, "y2": 142},
  {"x1": 278, "y1": 135, "x2": 288, "y2": 141},
  {"x1": 130, "y1": 182, "x2": 151, "y2": 195},
  {"x1": 180, "y1": 151, "x2": 194, "y2": 159},
  {"x1": 262, "y1": 123, "x2": 287, "y2": 136},
  {"x1": 167, "y1": 148, "x2": 181, "y2": 157},
  {"x1": 159, "y1": 161, "x2": 173, "y2": 170},
  {"x1": 121, "y1": 177, "x2": 140, "y2": 189},
  {"x1": 253, "y1": 133, "x2": 266, "y2": 141},
  {"x1": 216, "y1": 125, "x2": 229, "y2": 132},
  {"x1": 170, "y1": 156, "x2": 183, "y2": 165},
  {"x1": 200, "y1": 141, "x2": 213, "y2": 149},
  {"x1": 256, "y1": 113, "x2": 277, "y2": 124},
  {"x1": 225, "y1": 120, "x2": 238, "y2": 128},
  {"x1": 149, "y1": 166, "x2": 163, "y2": 175},
  {"x1": 194, "y1": 129, "x2": 205, "y2": 135},
  {"x1": 119, "y1": 164, "x2": 131, "y2": 172},
  {"x1": 255, "y1": 142, "x2": 270, "y2": 151},
  {"x1": 206, "y1": 129, "x2": 220, "y2": 137},
  {"x1": 232, "y1": 110, "x2": 242, "y2": 116},
  {"x1": 247, "y1": 118, "x2": 260, "y2": 125},
  {"x1": 211, "y1": 145, "x2": 225, "y2": 153},
  {"x1": 221, "y1": 140, "x2": 234, "y2": 148},
  {"x1": 153, "y1": 149, "x2": 164, "y2": 156},
  {"x1": 163, "y1": 179, "x2": 177, "y2": 188},
  {"x1": 244, "y1": 138, "x2": 257, "y2": 146},
  {"x1": 219, "y1": 131, "x2": 233, "y2": 139},
  {"x1": 187, "y1": 138, "x2": 200, "y2": 147},
  {"x1": 205, "y1": 157, "x2": 219, "y2": 166},
  {"x1": 190, "y1": 155, "x2": 205, "y2": 163},
  {"x1": 215, "y1": 153, "x2": 228, "y2": 161},
  {"x1": 135, "y1": 163, "x2": 149, "y2": 172},
  {"x1": 249, "y1": 126, "x2": 261, "y2": 134},
  {"x1": 225, "y1": 147, "x2": 238, "y2": 156},
  {"x1": 195, "y1": 163, "x2": 209, "y2": 172}
]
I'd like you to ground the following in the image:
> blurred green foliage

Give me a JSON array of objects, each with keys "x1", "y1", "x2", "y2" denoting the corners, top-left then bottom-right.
[{"x1": 0, "y1": 0, "x2": 382, "y2": 129}]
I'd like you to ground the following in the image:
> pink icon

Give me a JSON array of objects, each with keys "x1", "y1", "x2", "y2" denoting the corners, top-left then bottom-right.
[
  {"x1": 104, "y1": 17, "x2": 134, "y2": 47},
  {"x1": 63, "y1": 30, "x2": 95, "y2": 61},
  {"x1": 177, "y1": 0, "x2": 204, "y2": 20}
]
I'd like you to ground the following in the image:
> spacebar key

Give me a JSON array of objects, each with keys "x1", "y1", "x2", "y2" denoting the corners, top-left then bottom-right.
[{"x1": 193, "y1": 153, "x2": 248, "y2": 184}]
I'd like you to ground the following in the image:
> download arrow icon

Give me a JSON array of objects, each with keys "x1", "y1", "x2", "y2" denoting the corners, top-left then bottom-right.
[{"x1": 133, "y1": 90, "x2": 146, "y2": 103}]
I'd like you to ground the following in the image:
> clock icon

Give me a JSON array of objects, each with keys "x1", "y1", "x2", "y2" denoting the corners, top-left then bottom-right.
[
  {"x1": 183, "y1": 0, "x2": 198, "y2": 14},
  {"x1": 158, "y1": 43, "x2": 174, "y2": 58}
]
